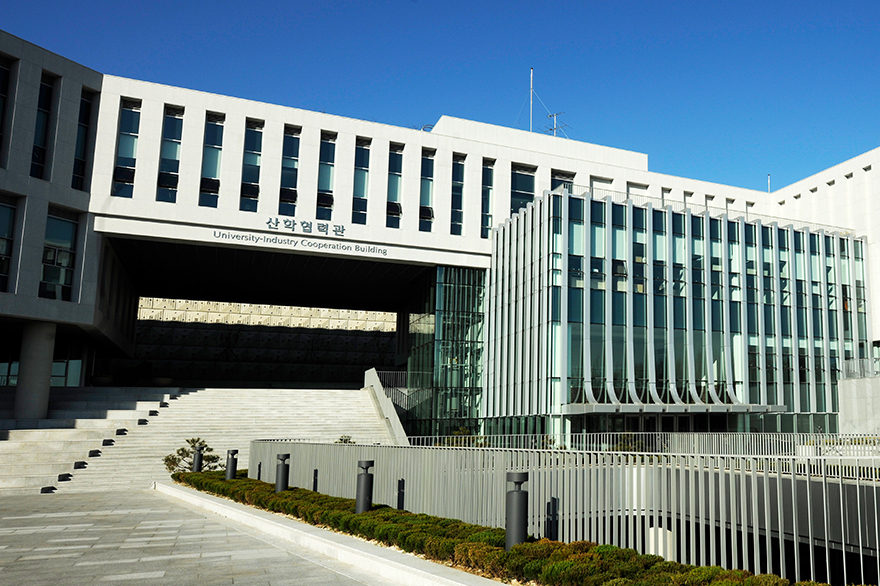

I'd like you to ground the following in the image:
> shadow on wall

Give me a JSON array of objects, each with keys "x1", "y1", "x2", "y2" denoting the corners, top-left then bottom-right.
[{"x1": 93, "y1": 321, "x2": 397, "y2": 388}]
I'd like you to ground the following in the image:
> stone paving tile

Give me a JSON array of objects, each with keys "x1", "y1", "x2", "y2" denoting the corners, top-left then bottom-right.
[{"x1": 0, "y1": 490, "x2": 403, "y2": 586}]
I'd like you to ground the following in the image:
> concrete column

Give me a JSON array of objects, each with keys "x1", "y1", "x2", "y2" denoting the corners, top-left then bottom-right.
[{"x1": 14, "y1": 321, "x2": 57, "y2": 420}]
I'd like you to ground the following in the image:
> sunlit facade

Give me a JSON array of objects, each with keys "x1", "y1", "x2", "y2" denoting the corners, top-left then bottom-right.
[{"x1": 486, "y1": 190, "x2": 870, "y2": 434}]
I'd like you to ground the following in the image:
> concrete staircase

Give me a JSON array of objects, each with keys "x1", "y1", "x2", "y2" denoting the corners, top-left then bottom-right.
[
  {"x1": 0, "y1": 387, "x2": 395, "y2": 495},
  {"x1": 0, "y1": 387, "x2": 179, "y2": 496}
]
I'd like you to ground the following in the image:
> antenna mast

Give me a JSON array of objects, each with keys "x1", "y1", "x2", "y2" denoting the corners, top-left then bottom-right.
[{"x1": 529, "y1": 68, "x2": 533, "y2": 133}]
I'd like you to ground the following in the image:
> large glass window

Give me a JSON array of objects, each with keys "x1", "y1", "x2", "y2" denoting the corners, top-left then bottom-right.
[
  {"x1": 450, "y1": 154, "x2": 464, "y2": 235},
  {"x1": 240, "y1": 119, "x2": 263, "y2": 212},
  {"x1": 31, "y1": 73, "x2": 55, "y2": 179},
  {"x1": 317, "y1": 132, "x2": 335, "y2": 220},
  {"x1": 279, "y1": 125, "x2": 300, "y2": 216},
  {"x1": 510, "y1": 164, "x2": 535, "y2": 214},
  {"x1": 199, "y1": 112, "x2": 224, "y2": 207},
  {"x1": 352, "y1": 138, "x2": 370, "y2": 224},
  {"x1": 40, "y1": 209, "x2": 77, "y2": 301},
  {"x1": 481, "y1": 160, "x2": 493, "y2": 238},
  {"x1": 112, "y1": 98, "x2": 141, "y2": 198},
  {"x1": 386, "y1": 143, "x2": 403, "y2": 228},
  {"x1": 0, "y1": 197, "x2": 14, "y2": 292},
  {"x1": 157, "y1": 105, "x2": 183, "y2": 203},
  {"x1": 71, "y1": 90, "x2": 94, "y2": 190},
  {"x1": 419, "y1": 149, "x2": 434, "y2": 232}
]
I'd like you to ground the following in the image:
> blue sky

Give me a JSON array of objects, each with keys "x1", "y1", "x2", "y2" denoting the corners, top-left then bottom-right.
[{"x1": 5, "y1": 0, "x2": 879, "y2": 191}]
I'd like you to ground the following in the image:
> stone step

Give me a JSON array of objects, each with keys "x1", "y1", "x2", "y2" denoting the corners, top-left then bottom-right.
[
  {"x1": 0, "y1": 428, "x2": 111, "y2": 441},
  {"x1": 0, "y1": 449, "x2": 99, "y2": 464},
  {"x1": 48, "y1": 409, "x2": 157, "y2": 420},
  {"x1": 0, "y1": 438, "x2": 114, "y2": 453},
  {"x1": 49, "y1": 400, "x2": 165, "y2": 411}
]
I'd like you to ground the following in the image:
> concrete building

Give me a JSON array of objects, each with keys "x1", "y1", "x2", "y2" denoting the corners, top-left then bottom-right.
[{"x1": 0, "y1": 29, "x2": 876, "y2": 434}]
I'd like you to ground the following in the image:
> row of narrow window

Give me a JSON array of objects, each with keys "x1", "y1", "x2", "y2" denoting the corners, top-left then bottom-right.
[
  {"x1": 0, "y1": 60, "x2": 96, "y2": 191},
  {"x1": 111, "y1": 100, "x2": 502, "y2": 237}
]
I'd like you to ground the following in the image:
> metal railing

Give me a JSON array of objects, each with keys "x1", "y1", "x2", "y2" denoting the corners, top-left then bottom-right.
[
  {"x1": 404, "y1": 432, "x2": 880, "y2": 457},
  {"x1": 250, "y1": 437, "x2": 880, "y2": 585}
]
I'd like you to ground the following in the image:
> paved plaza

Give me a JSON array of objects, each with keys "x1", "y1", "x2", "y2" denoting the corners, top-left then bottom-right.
[{"x1": 0, "y1": 489, "x2": 405, "y2": 586}]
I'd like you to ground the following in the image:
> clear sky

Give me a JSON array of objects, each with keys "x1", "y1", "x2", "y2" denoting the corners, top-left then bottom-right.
[{"x1": 5, "y1": 0, "x2": 879, "y2": 191}]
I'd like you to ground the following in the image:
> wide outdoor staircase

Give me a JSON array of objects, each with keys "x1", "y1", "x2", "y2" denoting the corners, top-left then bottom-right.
[{"x1": 0, "y1": 387, "x2": 395, "y2": 495}]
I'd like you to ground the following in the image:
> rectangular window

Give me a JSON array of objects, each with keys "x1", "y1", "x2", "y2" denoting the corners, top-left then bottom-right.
[
  {"x1": 419, "y1": 149, "x2": 434, "y2": 232},
  {"x1": 551, "y1": 170, "x2": 574, "y2": 192},
  {"x1": 386, "y1": 143, "x2": 403, "y2": 228},
  {"x1": 112, "y1": 98, "x2": 141, "y2": 198},
  {"x1": 317, "y1": 131, "x2": 335, "y2": 220},
  {"x1": 157, "y1": 105, "x2": 183, "y2": 203},
  {"x1": 199, "y1": 112, "x2": 224, "y2": 207},
  {"x1": 71, "y1": 90, "x2": 94, "y2": 191},
  {"x1": 40, "y1": 207, "x2": 78, "y2": 301},
  {"x1": 240, "y1": 119, "x2": 263, "y2": 212},
  {"x1": 450, "y1": 153, "x2": 464, "y2": 235},
  {"x1": 0, "y1": 56, "x2": 12, "y2": 164},
  {"x1": 31, "y1": 73, "x2": 56, "y2": 179},
  {"x1": 352, "y1": 137, "x2": 370, "y2": 225},
  {"x1": 481, "y1": 160, "x2": 493, "y2": 238},
  {"x1": 0, "y1": 195, "x2": 15, "y2": 292},
  {"x1": 279, "y1": 125, "x2": 300, "y2": 217},
  {"x1": 511, "y1": 164, "x2": 535, "y2": 214}
]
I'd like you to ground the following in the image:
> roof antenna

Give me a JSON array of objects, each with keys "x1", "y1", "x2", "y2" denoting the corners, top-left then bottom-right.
[
  {"x1": 530, "y1": 68, "x2": 534, "y2": 133},
  {"x1": 767, "y1": 174, "x2": 771, "y2": 193}
]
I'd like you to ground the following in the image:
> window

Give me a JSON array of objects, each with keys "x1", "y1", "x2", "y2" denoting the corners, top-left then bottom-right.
[
  {"x1": 386, "y1": 143, "x2": 403, "y2": 228},
  {"x1": 450, "y1": 154, "x2": 465, "y2": 235},
  {"x1": 112, "y1": 98, "x2": 141, "y2": 197},
  {"x1": 31, "y1": 73, "x2": 56, "y2": 179},
  {"x1": 0, "y1": 56, "x2": 11, "y2": 164},
  {"x1": 71, "y1": 90, "x2": 94, "y2": 191},
  {"x1": 419, "y1": 149, "x2": 434, "y2": 232},
  {"x1": 40, "y1": 207, "x2": 78, "y2": 301},
  {"x1": 0, "y1": 195, "x2": 15, "y2": 292},
  {"x1": 157, "y1": 105, "x2": 183, "y2": 203},
  {"x1": 352, "y1": 137, "x2": 370, "y2": 225},
  {"x1": 317, "y1": 132, "x2": 335, "y2": 220},
  {"x1": 279, "y1": 125, "x2": 300, "y2": 216},
  {"x1": 511, "y1": 164, "x2": 535, "y2": 214},
  {"x1": 240, "y1": 119, "x2": 263, "y2": 212},
  {"x1": 199, "y1": 112, "x2": 224, "y2": 207},
  {"x1": 551, "y1": 170, "x2": 574, "y2": 192},
  {"x1": 481, "y1": 159, "x2": 493, "y2": 238}
]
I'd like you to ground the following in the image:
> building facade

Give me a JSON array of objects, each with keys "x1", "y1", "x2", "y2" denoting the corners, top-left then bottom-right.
[{"x1": 0, "y1": 30, "x2": 876, "y2": 433}]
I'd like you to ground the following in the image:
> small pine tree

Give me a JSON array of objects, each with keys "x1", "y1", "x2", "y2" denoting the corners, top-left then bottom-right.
[{"x1": 164, "y1": 438, "x2": 222, "y2": 473}]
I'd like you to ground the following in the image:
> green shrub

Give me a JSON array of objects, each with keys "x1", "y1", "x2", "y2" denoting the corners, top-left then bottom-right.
[
  {"x1": 172, "y1": 472, "x2": 801, "y2": 586},
  {"x1": 745, "y1": 575, "x2": 789, "y2": 586}
]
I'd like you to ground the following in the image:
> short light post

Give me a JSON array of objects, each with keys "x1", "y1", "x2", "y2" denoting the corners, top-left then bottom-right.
[
  {"x1": 505, "y1": 472, "x2": 529, "y2": 551},
  {"x1": 355, "y1": 460, "x2": 375, "y2": 513},
  {"x1": 225, "y1": 450, "x2": 238, "y2": 480},
  {"x1": 275, "y1": 453, "x2": 290, "y2": 494},
  {"x1": 192, "y1": 445, "x2": 203, "y2": 472}
]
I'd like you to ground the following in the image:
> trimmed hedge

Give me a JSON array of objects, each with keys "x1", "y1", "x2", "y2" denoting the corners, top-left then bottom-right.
[{"x1": 171, "y1": 471, "x2": 843, "y2": 586}]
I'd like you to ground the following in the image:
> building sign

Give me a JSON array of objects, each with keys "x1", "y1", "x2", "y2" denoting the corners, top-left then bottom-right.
[
  {"x1": 265, "y1": 216, "x2": 345, "y2": 237},
  {"x1": 212, "y1": 229, "x2": 388, "y2": 257}
]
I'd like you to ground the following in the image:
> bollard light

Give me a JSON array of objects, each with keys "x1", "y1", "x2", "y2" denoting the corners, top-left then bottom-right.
[
  {"x1": 275, "y1": 453, "x2": 290, "y2": 494},
  {"x1": 397, "y1": 478, "x2": 405, "y2": 511},
  {"x1": 505, "y1": 471, "x2": 529, "y2": 551},
  {"x1": 355, "y1": 460, "x2": 375, "y2": 513},
  {"x1": 312, "y1": 468, "x2": 318, "y2": 492},
  {"x1": 225, "y1": 450, "x2": 238, "y2": 480},
  {"x1": 193, "y1": 445, "x2": 204, "y2": 472}
]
